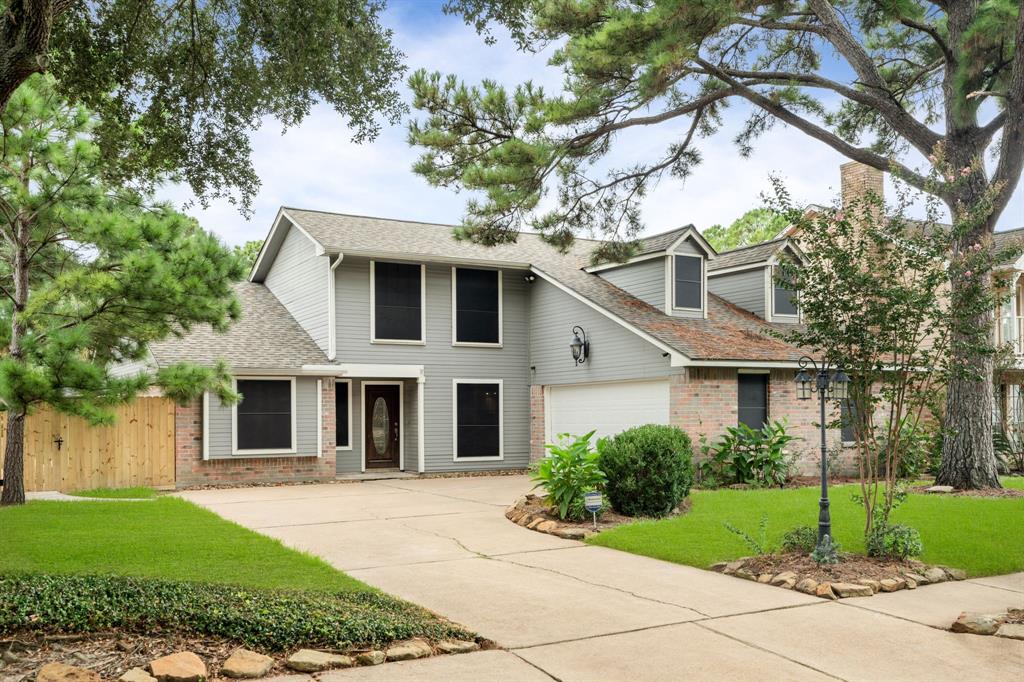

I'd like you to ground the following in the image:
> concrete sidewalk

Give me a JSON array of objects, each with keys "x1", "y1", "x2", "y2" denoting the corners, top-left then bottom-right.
[{"x1": 179, "y1": 476, "x2": 1024, "y2": 681}]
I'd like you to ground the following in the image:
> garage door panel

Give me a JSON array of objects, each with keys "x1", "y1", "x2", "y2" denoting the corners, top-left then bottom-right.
[{"x1": 547, "y1": 380, "x2": 669, "y2": 442}]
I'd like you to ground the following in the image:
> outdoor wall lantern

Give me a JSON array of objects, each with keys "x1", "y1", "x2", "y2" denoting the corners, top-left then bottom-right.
[
  {"x1": 794, "y1": 357, "x2": 850, "y2": 552},
  {"x1": 570, "y1": 326, "x2": 589, "y2": 366}
]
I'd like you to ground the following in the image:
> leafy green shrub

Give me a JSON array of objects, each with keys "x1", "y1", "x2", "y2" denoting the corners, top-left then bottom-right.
[
  {"x1": 780, "y1": 525, "x2": 818, "y2": 553},
  {"x1": 532, "y1": 432, "x2": 607, "y2": 520},
  {"x1": 866, "y1": 521, "x2": 924, "y2": 560},
  {"x1": 0, "y1": 574, "x2": 471, "y2": 650},
  {"x1": 699, "y1": 420, "x2": 799, "y2": 487},
  {"x1": 810, "y1": 534, "x2": 842, "y2": 564},
  {"x1": 599, "y1": 424, "x2": 693, "y2": 517},
  {"x1": 877, "y1": 418, "x2": 940, "y2": 479}
]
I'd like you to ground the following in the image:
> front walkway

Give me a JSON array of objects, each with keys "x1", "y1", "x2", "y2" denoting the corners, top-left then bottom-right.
[{"x1": 178, "y1": 476, "x2": 1024, "y2": 681}]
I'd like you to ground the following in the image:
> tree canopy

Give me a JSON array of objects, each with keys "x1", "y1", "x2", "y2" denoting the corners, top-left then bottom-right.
[
  {"x1": 0, "y1": 76, "x2": 245, "y2": 505},
  {"x1": 704, "y1": 208, "x2": 788, "y2": 251},
  {"x1": 233, "y1": 240, "x2": 265, "y2": 272},
  {"x1": 0, "y1": 0, "x2": 405, "y2": 212},
  {"x1": 416, "y1": 0, "x2": 1020, "y2": 254}
]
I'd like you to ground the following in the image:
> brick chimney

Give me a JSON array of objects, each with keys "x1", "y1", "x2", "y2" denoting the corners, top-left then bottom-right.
[{"x1": 840, "y1": 161, "x2": 884, "y2": 207}]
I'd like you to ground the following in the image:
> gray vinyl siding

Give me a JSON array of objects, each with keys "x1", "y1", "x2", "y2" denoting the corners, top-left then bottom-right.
[
  {"x1": 598, "y1": 257, "x2": 665, "y2": 309},
  {"x1": 264, "y1": 225, "x2": 330, "y2": 353},
  {"x1": 709, "y1": 267, "x2": 767, "y2": 318},
  {"x1": 530, "y1": 278, "x2": 671, "y2": 386},
  {"x1": 334, "y1": 259, "x2": 530, "y2": 472},
  {"x1": 205, "y1": 376, "x2": 321, "y2": 458}
]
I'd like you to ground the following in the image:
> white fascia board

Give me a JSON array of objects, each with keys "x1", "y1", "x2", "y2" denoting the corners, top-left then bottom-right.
[
  {"x1": 530, "y1": 266, "x2": 688, "y2": 367},
  {"x1": 707, "y1": 262, "x2": 771, "y2": 278},
  {"x1": 302, "y1": 363, "x2": 425, "y2": 379},
  {"x1": 686, "y1": 359, "x2": 804, "y2": 369},
  {"x1": 323, "y1": 248, "x2": 530, "y2": 271}
]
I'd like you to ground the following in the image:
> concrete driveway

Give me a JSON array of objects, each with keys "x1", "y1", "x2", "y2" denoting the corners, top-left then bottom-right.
[{"x1": 178, "y1": 475, "x2": 1024, "y2": 681}]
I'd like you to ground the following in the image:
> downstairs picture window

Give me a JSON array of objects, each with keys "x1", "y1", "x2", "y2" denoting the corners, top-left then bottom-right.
[
  {"x1": 738, "y1": 373, "x2": 768, "y2": 430},
  {"x1": 454, "y1": 381, "x2": 502, "y2": 459},
  {"x1": 236, "y1": 379, "x2": 293, "y2": 451}
]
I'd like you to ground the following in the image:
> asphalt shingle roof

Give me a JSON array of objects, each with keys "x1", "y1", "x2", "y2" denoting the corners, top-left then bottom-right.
[
  {"x1": 635, "y1": 226, "x2": 694, "y2": 255},
  {"x1": 148, "y1": 282, "x2": 329, "y2": 370},
  {"x1": 708, "y1": 238, "x2": 790, "y2": 272},
  {"x1": 282, "y1": 209, "x2": 805, "y2": 363}
]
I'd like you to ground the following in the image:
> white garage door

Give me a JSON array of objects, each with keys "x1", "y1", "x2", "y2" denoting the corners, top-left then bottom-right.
[{"x1": 546, "y1": 380, "x2": 670, "y2": 443}]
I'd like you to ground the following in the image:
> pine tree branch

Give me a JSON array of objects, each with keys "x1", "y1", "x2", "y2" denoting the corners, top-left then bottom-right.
[
  {"x1": 898, "y1": 17, "x2": 954, "y2": 62},
  {"x1": 696, "y1": 57, "x2": 934, "y2": 193}
]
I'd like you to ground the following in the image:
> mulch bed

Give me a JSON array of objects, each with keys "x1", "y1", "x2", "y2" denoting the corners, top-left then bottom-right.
[
  {"x1": 506, "y1": 494, "x2": 689, "y2": 539},
  {"x1": 909, "y1": 485, "x2": 1024, "y2": 498},
  {"x1": 740, "y1": 551, "x2": 923, "y2": 584},
  {"x1": 0, "y1": 631, "x2": 274, "y2": 680}
]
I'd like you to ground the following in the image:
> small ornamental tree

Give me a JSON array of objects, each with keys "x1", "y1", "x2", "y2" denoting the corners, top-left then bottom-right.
[
  {"x1": 0, "y1": 76, "x2": 245, "y2": 506},
  {"x1": 776, "y1": 171, "x2": 1017, "y2": 531}
]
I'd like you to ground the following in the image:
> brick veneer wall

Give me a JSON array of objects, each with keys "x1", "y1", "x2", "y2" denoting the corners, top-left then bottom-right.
[
  {"x1": 671, "y1": 368, "x2": 857, "y2": 476},
  {"x1": 530, "y1": 384, "x2": 546, "y2": 462},
  {"x1": 175, "y1": 377, "x2": 337, "y2": 488}
]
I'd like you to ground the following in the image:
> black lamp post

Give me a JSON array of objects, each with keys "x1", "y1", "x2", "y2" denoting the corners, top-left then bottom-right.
[{"x1": 794, "y1": 357, "x2": 849, "y2": 549}]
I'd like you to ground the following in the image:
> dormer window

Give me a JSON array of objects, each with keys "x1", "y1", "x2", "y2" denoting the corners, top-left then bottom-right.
[
  {"x1": 772, "y1": 267, "x2": 799, "y2": 318},
  {"x1": 673, "y1": 255, "x2": 703, "y2": 311}
]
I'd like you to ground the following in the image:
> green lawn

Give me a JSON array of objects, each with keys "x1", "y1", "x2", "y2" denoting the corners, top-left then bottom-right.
[
  {"x1": 589, "y1": 477, "x2": 1024, "y2": 577},
  {"x1": 70, "y1": 486, "x2": 158, "y2": 499},
  {"x1": 0, "y1": 498, "x2": 366, "y2": 592}
]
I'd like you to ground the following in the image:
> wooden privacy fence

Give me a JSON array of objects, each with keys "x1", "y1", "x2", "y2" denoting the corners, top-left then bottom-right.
[{"x1": 0, "y1": 397, "x2": 175, "y2": 492}]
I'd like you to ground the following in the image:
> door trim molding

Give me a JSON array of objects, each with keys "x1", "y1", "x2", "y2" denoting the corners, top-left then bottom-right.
[{"x1": 361, "y1": 380, "x2": 405, "y2": 472}]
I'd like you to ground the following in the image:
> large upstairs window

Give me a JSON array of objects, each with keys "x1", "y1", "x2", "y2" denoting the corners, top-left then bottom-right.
[
  {"x1": 372, "y1": 261, "x2": 424, "y2": 343},
  {"x1": 673, "y1": 255, "x2": 703, "y2": 311},
  {"x1": 453, "y1": 267, "x2": 502, "y2": 345}
]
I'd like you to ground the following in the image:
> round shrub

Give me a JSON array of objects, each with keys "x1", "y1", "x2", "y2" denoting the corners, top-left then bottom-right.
[
  {"x1": 866, "y1": 521, "x2": 923, "y2": 560},
  {"x1": 599, "y1": 424, "x2": 693, "y2": 517},
  {"x1": 781, "y1": 525, "x2": 818, "y2": 553}
]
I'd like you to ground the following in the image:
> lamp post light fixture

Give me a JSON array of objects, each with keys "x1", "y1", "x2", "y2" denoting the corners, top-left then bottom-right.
[
  {"x1": 794, "y1": 356, "x2": 850, "y2": 549},
  {"x1": 570, "y1": 326, "x2": 589, "y2": 365}
]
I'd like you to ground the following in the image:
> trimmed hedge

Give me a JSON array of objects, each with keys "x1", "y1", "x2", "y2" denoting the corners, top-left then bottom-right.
[
  {"x1": 599, "y1": 424, "x2": 693, "y2": 517},
  {"x1": 0, "y1": 574, "x2": 472, "y2": 651}
]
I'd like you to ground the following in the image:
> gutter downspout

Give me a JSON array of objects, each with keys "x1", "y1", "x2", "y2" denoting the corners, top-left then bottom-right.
[{"x1": 327, "y1": 254, "x2": 344, "y2": 360}]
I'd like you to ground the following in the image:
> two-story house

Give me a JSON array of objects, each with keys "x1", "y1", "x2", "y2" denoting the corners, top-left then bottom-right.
[{"x1": 140, "y1": 161, "x2": 1024, "y2": 488}]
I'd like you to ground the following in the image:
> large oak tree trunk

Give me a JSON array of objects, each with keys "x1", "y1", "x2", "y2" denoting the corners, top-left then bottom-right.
[{"x1": 0, "y1": 412, "x2": 26, "y2": 505}]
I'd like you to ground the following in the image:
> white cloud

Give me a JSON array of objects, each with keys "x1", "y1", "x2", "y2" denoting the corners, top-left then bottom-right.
[{"x1": 157, "y1": 7, "x2": 1023, "y2": 248}]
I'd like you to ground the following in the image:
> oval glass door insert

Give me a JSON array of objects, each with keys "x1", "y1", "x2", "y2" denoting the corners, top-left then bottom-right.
[{"x1": 372, "y1": 397, "x2": 389, "y2": 454}]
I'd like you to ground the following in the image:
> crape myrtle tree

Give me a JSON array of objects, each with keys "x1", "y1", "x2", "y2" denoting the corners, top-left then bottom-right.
[
  {"x1": 0, "y1": 0, "x2": 404, "y2": 211},
  {"x1": 0, "y1": 76, "x2": 245, "y2": 506},
  {"x1": 411, "y1": 0, "x2": 1024, "y2": 488}
]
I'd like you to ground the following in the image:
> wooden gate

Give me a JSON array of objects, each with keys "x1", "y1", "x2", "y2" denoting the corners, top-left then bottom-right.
[{"x1": 0, "y1": 398, "x2": 175, "y2": 492}]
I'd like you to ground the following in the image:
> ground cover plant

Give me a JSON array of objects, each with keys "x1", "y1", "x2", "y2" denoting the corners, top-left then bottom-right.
[
  {"x1": 589, "y1": 479, "x2": 1024, "y2": 577},
  {"x1": 0, "y1": 498, "x2": 363, "y2": 592},
  {"x1": 532, "y1": 432, "x2": 606, "y2": 521},
  {"x1": 0, "y1": 574, "x2": 471, "y2": 651}
]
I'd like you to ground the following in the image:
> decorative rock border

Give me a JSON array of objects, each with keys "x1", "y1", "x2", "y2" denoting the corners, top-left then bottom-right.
[
  {"x1": 952, "y1": 611, "x2": 1024, "y2": 640},
  {"x1": 33, "y1": 638, "x2": 484, "y2": 682},
  {"x1": 505, "y1": 496, "x2": 595, "y2": 540},
  {"x1": 709, "y1": 558, "x2": 966, "y2": 600}
]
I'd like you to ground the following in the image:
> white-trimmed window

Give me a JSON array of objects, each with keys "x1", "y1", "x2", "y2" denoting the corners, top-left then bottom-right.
[
  {"x1": 452, "y1": 267, "x2": 502, "y2": 346},
  {"x1": 452, "y1": 379, "x2": 503, "y2": 461},
  {"x1": 371, "y1": 261, "x2": 426, "y2": 343},
  {"x1": 233, "y1": 378, "x2": 296, "y2": 454},
  {"x1": 772, "y1": 266, "x2": 799, "y2": 318},
  {"x1": 673, "y1": 255, "x2": 703, "y2": 311},
  {"x1": 335, "y1": 379, "x2": 352, "y2": 450}
]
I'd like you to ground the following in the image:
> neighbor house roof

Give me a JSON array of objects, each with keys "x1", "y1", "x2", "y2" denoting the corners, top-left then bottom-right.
[
  {"x1": 147, "y1": 282, "x2": 329, "y2": 371},
  {"x1": 257, "y1": 208, "x2": 805, "y2": 364}
]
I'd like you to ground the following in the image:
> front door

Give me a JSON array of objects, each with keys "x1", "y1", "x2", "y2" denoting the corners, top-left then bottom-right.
[{"x1": 365, "y1": 384, "x2": 401, "y2": 468}]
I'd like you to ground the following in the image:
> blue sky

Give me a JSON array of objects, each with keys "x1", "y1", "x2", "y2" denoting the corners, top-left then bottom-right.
[{"x1": 160, "y1": 0, "x2": 1023, "y2": 247}]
